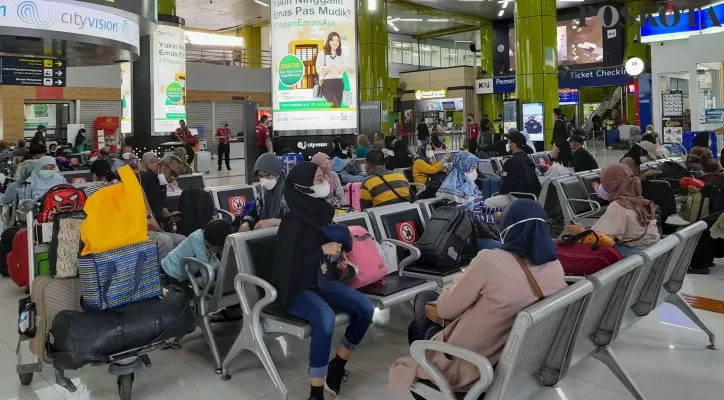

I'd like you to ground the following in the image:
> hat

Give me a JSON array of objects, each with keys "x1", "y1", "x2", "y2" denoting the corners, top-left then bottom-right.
[
  {"x1": 505, "y1": 131, "x2": 527, "y2": 147},
  {"x1": 637, "y1": 140, "x2": 657, "y2": 156},
  {"x1": 570, "y1": 135, "x2": 586, "y2": 144},
  {"x1": 507, "y1": 127, "x2": 519, "y2": 135}
]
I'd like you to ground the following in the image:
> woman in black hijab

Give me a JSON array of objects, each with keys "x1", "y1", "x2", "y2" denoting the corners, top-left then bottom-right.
[
  {"x1": 386, "y1": 137, "x2": 413, "y2": 170},
  {"x1": 273, "y1": 162, "x2": 373, "y2": 400}
]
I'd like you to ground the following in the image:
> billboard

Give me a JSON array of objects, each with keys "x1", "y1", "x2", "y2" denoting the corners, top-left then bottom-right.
[
  {"x1": 152, "y1": 24, "x2": 186, "y2": 134},
  {"x1": 522, "y1": 102, "x2": 545, "y2": 142},
  {"x1": 120, "y1": 62, "x2": 132, "y2": 134},
  {"x1": 271, "y1": 0, "x2": 358, "y2": 131}
]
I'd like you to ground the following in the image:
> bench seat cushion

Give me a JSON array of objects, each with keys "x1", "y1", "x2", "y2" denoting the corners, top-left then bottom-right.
[
  {"x1": 404, "y1": 262, "x2": 461, "y2": 277},
  {"x1": 261, "y1": 305, "x2": 350, "y2": 338},
  {"x1": 357, "y1": 275, "x2": 429, "y2": 296}
]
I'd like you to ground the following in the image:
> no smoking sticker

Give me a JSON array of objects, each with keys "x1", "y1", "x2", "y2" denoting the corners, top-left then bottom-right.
[
  {"x1": 72, "y1": 177, "x2": 86, "y2": 183},
  {"x1": 228, "y1": 196, "x2": 247, "y2": 215},
  {"x1": 395, "y1": 221, "x2": 418, "y2": 243}
]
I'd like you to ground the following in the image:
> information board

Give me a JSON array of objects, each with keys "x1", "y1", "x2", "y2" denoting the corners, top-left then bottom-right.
[{"x1": 0, "y1": 56, "x2": 66, "y2": 87}]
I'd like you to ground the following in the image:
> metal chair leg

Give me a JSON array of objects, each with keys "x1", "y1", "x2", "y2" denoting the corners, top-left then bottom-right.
[
  {"x1": 593, "y1": 346, "x2": 647, "y2": 400},
  {"x1": 666, "y1": 293, "x2": 718, "y2": 350},
  {"x1": 196, "y1": 314, "x2": 223, "y2": 373}
]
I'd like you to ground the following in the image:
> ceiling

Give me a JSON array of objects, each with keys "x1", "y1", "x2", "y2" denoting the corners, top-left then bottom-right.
[
  {"x1": 176, "y1": 0, "x2": 269, "y2": 31},
  {"x1": 404, "y1": 0, "x2": 610, "y2": 20}
]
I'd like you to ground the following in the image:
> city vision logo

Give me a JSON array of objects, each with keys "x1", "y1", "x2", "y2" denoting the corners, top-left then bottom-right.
[{"x1": 17, "y1": 1, "x2": 55, "y2": 29}]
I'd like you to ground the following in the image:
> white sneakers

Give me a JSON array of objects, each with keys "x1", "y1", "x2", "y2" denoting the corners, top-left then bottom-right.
[{"x1": 665, "y1": 215, "x2": 691, "y2": 227}]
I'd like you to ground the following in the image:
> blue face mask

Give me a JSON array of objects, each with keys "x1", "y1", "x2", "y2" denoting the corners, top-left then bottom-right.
[{"x1": 38, "y1": 169, "x2": 56, "y2": 179}]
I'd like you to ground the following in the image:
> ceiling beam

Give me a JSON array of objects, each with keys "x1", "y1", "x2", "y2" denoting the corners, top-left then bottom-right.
[{"x1": 388, "y1": 0, "x2": 485, "y2": 27}]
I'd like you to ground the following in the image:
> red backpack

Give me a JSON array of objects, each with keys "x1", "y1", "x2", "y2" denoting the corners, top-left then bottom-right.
[
  {"x1": 8, "y1": 228, "x2": 29, "y2": 287},
  {"x1": 555, "y1": 231, "x2": 623, "y2": 276},
  {"x1": 37, "y1": 184, "x2": 87, "y2": 223}
]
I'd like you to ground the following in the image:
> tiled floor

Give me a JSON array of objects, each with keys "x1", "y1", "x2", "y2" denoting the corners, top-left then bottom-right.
[{"x1": 5, "y1": 143, "x2": 717, "y2": 400}]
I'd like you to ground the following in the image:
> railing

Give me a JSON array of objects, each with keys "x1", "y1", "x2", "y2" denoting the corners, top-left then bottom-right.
[
  {"x1": 581, "y1": 86, "x2": 624, "y2": 133},
  {"x1": 186, "y1": 47, "x2": 271, "y2": 68}
]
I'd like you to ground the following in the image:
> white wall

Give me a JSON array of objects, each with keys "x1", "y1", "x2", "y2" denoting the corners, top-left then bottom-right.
[
  {"x1": 67, "y1": 65, "x2": 121, "y2": 88},
  {"x1": 651, "y1": 32, "x2": 724, "y2": 133},
  {"x1": 186, "y1": 63, "x2": 271, "y2": 92}
]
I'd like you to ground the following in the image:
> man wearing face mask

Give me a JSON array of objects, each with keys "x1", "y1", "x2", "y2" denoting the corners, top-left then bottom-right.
[
  {"x1": 216, "y1": 121, "x2": 232, "y2": 171},
  {"x1": 484, "y1": 131, "x2": 541, "y2": 208},
  {"x1": 466, "y1": 114, "x2": 481, "y2": 155},
  {"x1": 140, "y1": 155, "x2": 184, "y2": 235},
  {"x1": 239, "y1": 153, "x2": 290, "y2": 232}
]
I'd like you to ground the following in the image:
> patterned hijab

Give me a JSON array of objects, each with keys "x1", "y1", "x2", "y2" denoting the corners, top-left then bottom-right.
[{"x1": 437, "y1": 152, "x2": 480, "y2": 205}]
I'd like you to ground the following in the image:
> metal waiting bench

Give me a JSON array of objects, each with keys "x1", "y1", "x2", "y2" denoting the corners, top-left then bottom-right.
[
  {"x1": 176, "y1": 172, "x2": 207, "y2": 191},
  {"x1": 552, "y1": 175, "x2": 603, "y2": 227},
  {"x1": 409, "y1": 279, "x2": 595, "y2": 400},
  {"x1": 417, "y1": 198, "x2": 445, "y2": 222},
  {"x1": 208, "y1": 184, "x2": 258, "y2": 219}
]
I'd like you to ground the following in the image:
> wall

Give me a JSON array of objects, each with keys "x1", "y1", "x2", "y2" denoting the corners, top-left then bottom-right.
[{"x1": 399, "y1": 66, "x2": 479, "y2": 121}]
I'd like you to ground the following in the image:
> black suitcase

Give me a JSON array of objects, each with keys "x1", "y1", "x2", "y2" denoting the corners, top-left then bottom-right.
[
  {"x1": 417, "y1": 207, "x2": 473, "y2": 268},
  {"x1": 47, "y1": 286, "x2": 195, "y2": 371},
  {"x1": 0, "y1": 223, "x2": 24, "y2": 277}
]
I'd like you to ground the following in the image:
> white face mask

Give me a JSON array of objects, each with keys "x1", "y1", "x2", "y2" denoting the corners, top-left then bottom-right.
[
  {"x1": 259, "y1": 177, "x2": 278, "y2": 190},
  {"x1": 341, "y1": 150, "x2": 348, "y2": 155},
  {"x1": 500, "y1": 217, "x2": 547, "y2": 243},
  {"x1": 309, "y1": 181, "x2": 331, "y2": 198},
  {"x1": 465, "y1": 171, "x2": 478, "y2": 182},
  {"x1": 9, "y1": 146, "x2": 15, "y2": 150},
  {"x1": 426, "y1": 150, "x2": 435, "y2": 159},
  {"x1": 158, "y1": 172, "x2": 168, "y2": 186},
  {"x1": 506, "y1": 143, "x2": 512, "y2": 153}
]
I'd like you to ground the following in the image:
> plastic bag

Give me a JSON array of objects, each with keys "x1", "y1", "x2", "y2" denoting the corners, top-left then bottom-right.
[{"x1": 80, "y1": 166, "x2": 148, "y2": 255}]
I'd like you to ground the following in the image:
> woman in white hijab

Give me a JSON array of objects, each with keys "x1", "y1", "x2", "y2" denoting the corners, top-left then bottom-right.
[{"x1": 27, "y1": 156, "x2": 66, "y2": 200}]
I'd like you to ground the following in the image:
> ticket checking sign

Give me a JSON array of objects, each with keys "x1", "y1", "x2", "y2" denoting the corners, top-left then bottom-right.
[
  {"x1": 415, "y1": 89, "x2": 447, "y2": 100},
  {"x1": 0, "y1": 56, "x2": 66, "y2": 86},
  {"x1": 0, "y1": 0, "x2": 140, "y2": 52}
]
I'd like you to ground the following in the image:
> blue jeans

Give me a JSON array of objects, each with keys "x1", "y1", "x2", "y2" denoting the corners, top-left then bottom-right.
[
  {"x1": 288, "y1": 281, "x2": 374, "y2": 378},
  {"x1": 477, "y1": 238, "x2": 502, "y2": 250},
  {"x1": 616, "y1": 244, "x2": 641, "y2": 258}
]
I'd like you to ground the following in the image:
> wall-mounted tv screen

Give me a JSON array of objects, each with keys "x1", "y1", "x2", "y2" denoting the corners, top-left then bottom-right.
[
  {"x1": 503, "y1": 99, "x2": 518, "y2": 134},
  {"x1": 559, "y1": 89, "x2": 579, "y2": 105},
  {"x1": 557, "y1": 17, "x2": 604, "y2": 65},
  {"x1": 522, "y1": 102, "x2": 545, "y2": 142}
]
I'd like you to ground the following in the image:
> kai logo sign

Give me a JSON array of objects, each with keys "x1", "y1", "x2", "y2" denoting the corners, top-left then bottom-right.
[{"x1": 579, "y1": 2, "x2": 722, "y2": 29}]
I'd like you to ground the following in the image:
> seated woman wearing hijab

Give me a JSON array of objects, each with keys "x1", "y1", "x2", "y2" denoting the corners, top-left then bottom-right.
[
  {"x1": 386, "y1": 138, "x2": 413, "y2": 170},
  {"x1": 687, "y1": 132, "x2": 723, "y2": 175},
  {"x1": 389, "y1": 199, "x2": 567, "y2": 397},
  {"x1": 311, "y1": 152, "x2": 346, "y2": 207},
  {"x1": 430, "y1": 133, "x2": 446, "y2": 151},
  {"x1": 588, "y1": 164, "x2": 661, "y2": 257},
  {"x1": 112, "y1": 146, "x2": 138, "y2": 173},
  {"x1": 412, "y1": 143, "x2": 449, "y2": 199},
  {"x1": 274, "y1": 162, "x2": 374, "y2": 400},
  {"x1": 27, "y1": 156, "x2": 67, "y2": 200},
  {"x1": 2, "y1": 160, "x2": 38, "y2": 204},
  {"x1": 138, "y1": 152, "x2": 160, "y2": 174},
  {"x1": 620, "y1": 157, "x2": 685, "y2": 231},
  {"x1": 239, "y1": 153, "x2": 289, "y2": 232},
  {"x1": 84, "y1": 159, "x2": 119, "y2": 199},
  {"x1": 437, "y1": 152, "x2": 504, "y2": 249}
]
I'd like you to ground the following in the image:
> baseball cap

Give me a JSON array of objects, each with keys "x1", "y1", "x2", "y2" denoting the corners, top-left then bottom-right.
[
  {"x1": 505, "y1": 131, "x2": 527, "y2": 148},
  {"x1": 570, "y1": 135, "x2": 586, "y2": 144}
]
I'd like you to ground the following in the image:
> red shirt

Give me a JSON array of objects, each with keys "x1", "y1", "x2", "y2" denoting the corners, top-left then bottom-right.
[
  {"x1": 256, "y1": 124, "x2": 270, "y2": 146},
  {"x1": 395, "y1": 122, "x2": 403, "y2": 135},
  {"x1": 216, "y1": 127, "x2": 231, "y2": 144},
  {"x1": 467, "y1": 122, "x2": 480, "y2": 141},
  {"x1": 175, "y1": 126, "x2": 191, "y2": 143}
]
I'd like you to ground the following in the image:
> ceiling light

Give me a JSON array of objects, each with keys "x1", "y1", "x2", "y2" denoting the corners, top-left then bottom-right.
[
  {"x1": 427, "y1": 19, "x2": 450, "y2": 22},
  {"x1": 393, "y1": 26, "x2": 399, "y2": 32},
  {"x1": 498, "y1": 9, "x2": 505, "y2": 17},
  {"x1": 368, "y1": 0, "x2": 377, "y2": 12},
  {"x1": 400, "y1": 18, "x2": 423, "y2": 22},
  {"x1": 254, "y1": 0, "x2": 269, "y2": 6},
  {"x1": 389, "y1": 17, "x2": 401, "y2": 22}
]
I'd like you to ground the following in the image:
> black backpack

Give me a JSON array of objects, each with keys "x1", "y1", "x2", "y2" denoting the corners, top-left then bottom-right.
[
  {"x1": 175, "y1": 188, "x2": 216, "y2": 236},
  {"x1": 0, "y1": 222, "x2": 24, "y2": 277},
  {"x1": 417, "y1": 207, "x2": 473, "y2": 268}
]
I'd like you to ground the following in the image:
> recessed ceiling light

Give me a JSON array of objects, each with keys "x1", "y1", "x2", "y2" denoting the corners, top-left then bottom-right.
[
  {"x1": 254, "y1": 0, "x2": 269, "y2": 7},
  {"x1": 400, "y1": 18, "x2": 423, "y2": 22},
  {"x1": 427, "y1": 19, "x2": 450, "y2": 22},
  {"x1": 498, "y1": 9, "x2": 505, "y2": 17},
  {"x1": 393, "y1": 26, "x2": 399, "y2": 32}
]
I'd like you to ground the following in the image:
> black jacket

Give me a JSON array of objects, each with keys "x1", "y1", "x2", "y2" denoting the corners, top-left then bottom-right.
[
  {"x1": 553, "y1": 117, "x2": 568, "y2": 141},
  {"x1": 416, "y1": 123, "x2": 430, "y2": 141},
  {"x1": 500, "y1": 151, "x2": 541, "y2": 196},
  {"x1": 572, "y1": 147, "x2": 599, "y2": 172}
]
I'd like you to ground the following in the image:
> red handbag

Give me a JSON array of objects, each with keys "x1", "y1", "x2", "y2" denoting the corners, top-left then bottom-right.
[{"x1": 555, "y1": 231, "x2": 623, "y2": 276}]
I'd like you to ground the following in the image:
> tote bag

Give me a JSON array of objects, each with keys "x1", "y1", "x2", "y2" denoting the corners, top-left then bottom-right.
[{"x1": 80, "y1": 166, "x2": 147, "y2": 255}]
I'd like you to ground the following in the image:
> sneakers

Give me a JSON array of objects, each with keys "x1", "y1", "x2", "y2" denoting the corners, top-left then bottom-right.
[
  {"x1": 325, "y1": 357, "x2": 349, "y2": 397},
  {"x1": 665, "y1": 215, "x2": 691, "y2": 227}
]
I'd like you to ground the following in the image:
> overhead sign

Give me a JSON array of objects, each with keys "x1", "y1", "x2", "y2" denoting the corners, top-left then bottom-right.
[
  {"x1": 152, "y1": 24, "x2": 186, "y2": 134},
  {"x1": 492, "y1": 65, "x2": 634, "y2": 93},
  {"x1": 637, "y1": 2, "x2": 724, "y2": 43},
  {"x1": 625, "y1": 57, "x2": 645, "y2": 76},
  {"x1": 475, "y1": 79, "x2": 493, "y2": 94},
  {"x1": 414, "y1": 89, "x2": 447, "y2": 100},
  {"x1": 0, "y1": 0, "x2": 140, "y2": 52},
  {"x1": 558, "y1": 89, "x2": 579, "y2": 105},
  {"x1": 271, "y1": 0, "x2": 358, "y2": 131},
  {"x1": 0, "y1": 56, "x2": 65, "y2": 86}
]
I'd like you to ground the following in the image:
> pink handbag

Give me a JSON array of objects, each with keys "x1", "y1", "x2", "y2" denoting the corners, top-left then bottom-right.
[{"x1": 345, "y1": 226, "x2": 388, "y2": 289}]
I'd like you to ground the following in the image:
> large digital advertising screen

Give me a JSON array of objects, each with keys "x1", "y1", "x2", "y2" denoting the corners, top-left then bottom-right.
[
  {"x1": 557, "y1": 17, "x2": 603, "y2": 66},
  {"x1": 271, "y1": 0, "x2": 358, "y2": 131},
  {"x1": 522, "y1": 102, "x2": 545, "y2": 142},
  {"x1": 120, "y1": 62, "x2": 132, "y2": 134},
  {"x1": 152, "y1": 24, "x2": 186, "y2": 134},
  {"x1": 503, "y1": 99, "x2": 518, "y2": 134}
]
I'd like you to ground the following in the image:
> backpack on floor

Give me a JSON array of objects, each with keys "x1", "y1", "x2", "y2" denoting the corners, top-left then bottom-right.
[
  {"x1": 175, "y1": 188, "x2": 215, "y2": 237},
  {"x1": 417, "y1": 207, "x2": 473, "y2": 268},
  {"x1": 37, "y1": 184, "x2": 87, "y2": 223},
  {"x1": 556, "y1": 230, "x2": 623, "y2": 276},
  {"x1": 344, "y1": 182, "x2": 362, "y2": 212},
  {"x1": 344, "y1": 226, "x2": 388, "y2": 289}
]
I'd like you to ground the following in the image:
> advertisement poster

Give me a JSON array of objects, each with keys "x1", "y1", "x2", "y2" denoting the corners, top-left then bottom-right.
[
  {"x1": 522, "y1": 102, "x2": 544, "y2": 142},
  {"x1": 120, "y1": 62, "x2": 132, "y2": 134},
  {"x1": 153, "y1": 25, "x2": 186, "y2": 134},
  {"x1": 24, "y1": 104, "x2": 56, "y2": 131},
  {"x1": 271, "y1": 0, "x2": 358, "y2": 131}
]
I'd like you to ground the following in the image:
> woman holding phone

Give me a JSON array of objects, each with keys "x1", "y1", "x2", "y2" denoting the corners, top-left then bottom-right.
[{"x1": 315, "y1": 32, "x2": 346, "y2": 108}]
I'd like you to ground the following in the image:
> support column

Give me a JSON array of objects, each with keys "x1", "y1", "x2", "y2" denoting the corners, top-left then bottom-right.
[
  {"x1": 236, "y1": 26, "x2": 263, "y2": 68},
  {"x1": 479, "y1": 21, "x2": 502, "y2": 120},
  {"x1": 624, "y1": 1, "x2": 651, "y2": 126},
  {"x1": 158, "y1": 0, "x2": 176, "y2": 16},
  {"x1": 515, "y1": 0, "x2": 558, "y2": 148},
  {"x1": 359, "y1": 0, "x2": 389, "y2": 134}
]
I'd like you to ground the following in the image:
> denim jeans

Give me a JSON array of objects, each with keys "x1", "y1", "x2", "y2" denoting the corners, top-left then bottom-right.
[
  {"x1": 477, "y1": 238, "x2": 502, "y2": 250},
  {"x1": 288, "y1": 280, "x2": 374, "y2": 378},
  {"x1": 616, "y1": 244, "x2": 641, "y2": 258},
  {"x1": 407, "y1": 291, "x2": 443, "y2": 345}
]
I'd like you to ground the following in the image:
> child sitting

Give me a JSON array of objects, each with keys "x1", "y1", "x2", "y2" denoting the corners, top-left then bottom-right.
[{"x1": 161, "y1": 219, "x2": 232, "y2": 294}]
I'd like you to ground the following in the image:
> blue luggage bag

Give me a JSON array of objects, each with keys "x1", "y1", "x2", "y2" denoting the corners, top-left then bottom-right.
[{"x1": 481, "y1": 177, "x2": 502, "y2": 199}]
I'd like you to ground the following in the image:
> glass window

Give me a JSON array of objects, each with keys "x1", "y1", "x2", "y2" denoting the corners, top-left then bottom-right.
[
  {"x1": 401, "y1": 42, "x2": 412, "y2": 65},
  {"x1": 457, "y1": 48, "x2": 466, "y2": 66},
  {"x1": 431, "y1": 46, "x2": 441, "y2": 68},
  {"x1": 439, "y1": 47, "x2": 448, "y2": 67},
  {"x1": 390, "y1": 41, "x2": 403, "y2": 64},
  {"x1": 420, "y1": 44, "x2": 431, "y2": 67},
  {"x1": 411, "y1": 43, "x2": 419, "y2": 67}
]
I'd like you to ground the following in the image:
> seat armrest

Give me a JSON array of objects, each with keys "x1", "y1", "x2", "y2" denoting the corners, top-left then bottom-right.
[
  {"x1": 215, "y1": 208, "x2": 236, "y2": 223},
  {"x1": 410, "y1": 183, "x2": 427, "y2": 196},
  {"x1": 233, "y1": 273, "x2": 277, "y2": 327},
  {"x1": 183, "y1": 257, "x2": 216, "y2": 300},
  {"x1": 381, "y1": 238, "x2": 422, "y2": 273},
  {"x1": 509, "y1": 192, "x2": 538, "y2": 202},
  {"x1": 410, "y1": 340, "x2": 494, "y2": 400},
  {"x1": 565, "y1": 276, "x2": 585, "y2": 284},
  {"x1": 567, "y1": 198, "x2": 602, "y2": 219}
]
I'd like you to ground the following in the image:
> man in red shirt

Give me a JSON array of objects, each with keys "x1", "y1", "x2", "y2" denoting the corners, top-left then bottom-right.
[
  {"x1": 175, "y1": 119, "x2": 195, "y2": 164},
  {"x1": 466, "y1": 114, "x2": 480, "y2": 154},
  {"x1": 216, "y1": 121, "x2": 231, "y2": 171},
  {"x1": 255, "y1": 115, "x2": 271, "y2": 159}
]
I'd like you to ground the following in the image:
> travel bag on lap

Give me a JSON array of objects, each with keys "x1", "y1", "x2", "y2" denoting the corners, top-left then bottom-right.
[
  {"x1": 29, "y1": 276, "x2": 82, "y2": 363},
  {"x1": 48, "y1": 213, "x2": 84, "y2": 278},
  {"x1": 481, "y1": 177, "x2": 502, "y2": 199},
  {"x1": 417, "y1": 207, "x2": 473, "y2": 268},
  {"x1": 345, "y1": 226, "x2": 388, "y2": 289},
  {"x1": 48, "y1": 286, "x2": 195, "y2": 371},
  {"x1": 556, "y1": 230, "x2": 623, "y2": 275}
]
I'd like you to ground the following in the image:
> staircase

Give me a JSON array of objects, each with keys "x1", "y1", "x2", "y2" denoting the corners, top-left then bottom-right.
[{"x1": 581, "y1": 86, "x2": 624, "y2": 133}]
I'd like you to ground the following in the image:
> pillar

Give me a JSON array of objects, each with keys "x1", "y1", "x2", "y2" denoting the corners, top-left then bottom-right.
[
  {"x1": 624, "y1": 1, "x2": 651, "y2": 126},
  {"x1": 515, "y1": 0, "x2": 558, "y2": 148},
  {"x1": 359, "y1": 0, "x2": 389, "y2": 134},
  {"x1": 236, "y1": 26, "x2": 263, "y2": 68},
  {"x1": 479, "y1": 21, "x2": 502, "y2": 121},
  {"x1": 158, "y1": 0, "x2": 176, "y2": 16}
]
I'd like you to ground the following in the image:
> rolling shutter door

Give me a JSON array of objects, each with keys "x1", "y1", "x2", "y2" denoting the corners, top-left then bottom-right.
[
  {"x1": 186, "y1": 101, "x2": 213, "y2": 150},
  {"x1": 78, "y1": 101, "x2": 121, "y2": 129},
  {"x1": 213, "y1": 102, "x2": 245, "y2": 154}
]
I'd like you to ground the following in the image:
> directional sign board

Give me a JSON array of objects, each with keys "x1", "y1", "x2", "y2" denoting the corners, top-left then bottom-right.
[{"x1": 0, "y1": 56, "x2": 66, "y2": 87}]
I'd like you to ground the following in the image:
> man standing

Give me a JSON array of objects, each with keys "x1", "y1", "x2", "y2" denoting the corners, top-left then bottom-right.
[
  {"x1": 466, "y1": 114, "x2": 481, "y2": 154},
  {"x1": 552, "y1": 108, "x2": 568, "y2": 142},
  {"x1": 416, "y1": 117, "x2": 430, "y2": 143},
  {"x1": 175, "y1": 119, "x2": 196, "y2": 164},
  {"x1": 216, "y1": 121, "x2": 231, "y2": 171},
  {"x1": 255, "y1": 115, "x2": 272, "y2": 159}
]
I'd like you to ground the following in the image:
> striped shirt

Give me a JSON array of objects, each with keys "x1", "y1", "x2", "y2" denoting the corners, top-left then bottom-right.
[{"x1": 360, "y1": 169, "x2": 411, "y2": 210}]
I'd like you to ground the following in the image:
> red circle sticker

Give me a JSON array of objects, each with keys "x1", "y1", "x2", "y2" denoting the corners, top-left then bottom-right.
[
  {"x1": 395, "y1": 221, "x2": 418, "y2": 243},
  {"x1": 228, "y1": 196, "x2": 247, "y2": 215},
  {"x1": 69, "y1": 158, "x2": 79, "y2": 165},
  {"x1": 72, "y1": 177, "x2": 86, "y2": 183}
]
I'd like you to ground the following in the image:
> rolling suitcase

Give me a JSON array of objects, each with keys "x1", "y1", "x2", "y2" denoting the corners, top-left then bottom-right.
[
  {"x1": 8, "y1": 228, "x2": 30, "y2": 287},
  {"x1": 29, "y1": 276, "x2": 82, "y2": 363},
  {"x1": 344, "y1": 182, "x2": 362, "y2": 212},
  {"x1": 481, "y1": 177, "x2": 502, "y2": 199},
  {"x1": 194, "y1": 150, "x2": 211, "y2": 173}
]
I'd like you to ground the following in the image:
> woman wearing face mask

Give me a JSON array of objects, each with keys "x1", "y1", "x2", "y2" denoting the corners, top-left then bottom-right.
[
  {"x1": 2, "y1": 159, "x2": 38, "y2": 204},
  {"x1": 412, "y1": 143, "x2": 449, "y2": 199},
  {"x1": 311, "y1": 152, "x2": 346, "y2": 207},
  {"x1": 239, "y1": 153, "x2": 290, "y2": 232},
  {"x1": 587, "y1": 164, "x2": 660, "y2": 257},
  {"x1": 331, "y1": 137, "x2": 352, "y2": 160},
  {"x1": 112, "y1": 146, "x2": 138, "y2": 173},
  {"x1": 27, "y1": 156, "x2": 67, "y2": 200},
  {"x1": 437, "y1": 152, "x2": 505, "y2": 249},
  {"x1": 389, "y1": 199, "x2": 566, "y2": 397},
  {"x1": 273, "y1": 162, "x2": 373, "y2": 400}
]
